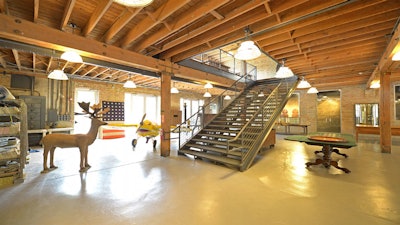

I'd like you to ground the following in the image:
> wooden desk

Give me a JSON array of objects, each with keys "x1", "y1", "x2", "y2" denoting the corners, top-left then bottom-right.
[
  {"x1": 277, "y1": 123, "x2": 309, "y2": 134},
  {"x1": 285, "y1": 132, "x2": 357, "y2": 173}
]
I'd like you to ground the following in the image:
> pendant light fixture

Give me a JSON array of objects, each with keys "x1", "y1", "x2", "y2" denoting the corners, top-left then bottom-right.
[
  {"x1": 370, "y1": 81, "x2": 380, "y2": 89},
  {"x1": 48, "y1": 60, "x2": 68, "y2": 80},
  {"x1": 61, "y1": 51, "x2": 83, "y2": 63},
  {"x1": 275, "y1": 58, "x2": 294, "y2": 78},
  {"x1": 307, "y1": 87, "x2": 319, "y2": 94},
  {"x1": 204, "y1": 82, "x2": 213, "y2": 89},
  {"x1": 203, "y1": 89, "x2": 211, "y2": 98},
  {"x1": 224, "y1": 95, "x2": 231, "y2": 100},
  {"x1": 234, "y1": 26, "x2": 261, "y2": 61},
  {"x1": 392, "y1": 51, "x2": 400, "y2": 61},
  {"x1": 48, "y1": 69, "x2": 69, "y2": 80},
  {"x1": 297, "y1": 76, "x2": 311, "y2": 89},
  {"x1": 61, "y1": 23, "x2": 83, "y2": 63},
  {"x1": 113, "y1": 0, "x2": 153, "y2": 7},
  {"x1": 171, "y1": 82, "x2": 179, "y2": 93},
  {"x1": 124, "y1": 74, "x2": 137, "y2": 88}
]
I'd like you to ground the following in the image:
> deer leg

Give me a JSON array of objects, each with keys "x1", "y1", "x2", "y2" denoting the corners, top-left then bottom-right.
[
  {"x1": 84, "y1": 146, "x2": 91, "y2": 169},
  {"x1": 41, "y1": 146, "x2": 50, "y2": 173},
  {"x1": 79, "y1": 146, "x2": 90, "y2": 172},
  {"x1": 49, "y1": 147, "x2": 58, "y2": 170}
]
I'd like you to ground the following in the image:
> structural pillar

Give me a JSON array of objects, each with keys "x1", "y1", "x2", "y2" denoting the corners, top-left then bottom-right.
[
  {"x1": 160, "y1": 71, "x2": 171, "y2": 157},
  {"x1": 379, "y1": 72, "x2": 391, "y2": 153}
]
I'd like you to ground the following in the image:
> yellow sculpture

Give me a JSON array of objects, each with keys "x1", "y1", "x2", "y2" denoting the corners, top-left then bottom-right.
[{"x1": 132, "y1": 114, "x2": 161, "y2": 150}]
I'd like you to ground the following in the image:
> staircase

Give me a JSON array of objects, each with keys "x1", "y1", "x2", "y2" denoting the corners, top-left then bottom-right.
[{"x1": 178, "y1": 77, "x2": 298, "y2": 171}]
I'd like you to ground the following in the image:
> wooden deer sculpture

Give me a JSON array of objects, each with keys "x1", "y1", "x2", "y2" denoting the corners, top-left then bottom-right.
[{"x1": 41, "y1": 102, "x2": 110, "y2": 173}]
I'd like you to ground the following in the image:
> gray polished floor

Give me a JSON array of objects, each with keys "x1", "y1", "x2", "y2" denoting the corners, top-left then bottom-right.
[{"x1": 0, "y1": 134, "x2": 399, "y2": 225}]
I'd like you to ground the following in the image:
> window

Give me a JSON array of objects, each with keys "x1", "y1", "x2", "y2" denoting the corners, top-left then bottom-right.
[
  {"x1": 180, "y1": 98, "x2": 204, "y2": 122},
  {"x1": 125, "y1": 93, "x2": 160, "y2": 124}
]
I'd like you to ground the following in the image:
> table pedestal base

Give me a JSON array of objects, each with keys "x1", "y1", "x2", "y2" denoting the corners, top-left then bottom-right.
[{"x1": 306, "y1": 145, "x2": 351, "y2": 173}]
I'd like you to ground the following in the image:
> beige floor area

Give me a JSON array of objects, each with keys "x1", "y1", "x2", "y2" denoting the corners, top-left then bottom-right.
[{"x1": 0, "y1": 134, "x2": 399, "y2": 225}]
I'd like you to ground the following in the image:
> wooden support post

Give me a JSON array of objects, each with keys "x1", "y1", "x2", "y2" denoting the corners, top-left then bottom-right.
[
  {"x1": 379, "y1": 72, "x2": 391, "y2": 153},
  {"x1": 160, "y1": 71, "x2": 171, "y2": 157}
]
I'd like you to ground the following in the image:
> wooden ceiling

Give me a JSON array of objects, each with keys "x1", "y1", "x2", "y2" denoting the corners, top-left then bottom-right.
[{"x1": 0, "y1": 0, "x2": 400, "y2": 93}]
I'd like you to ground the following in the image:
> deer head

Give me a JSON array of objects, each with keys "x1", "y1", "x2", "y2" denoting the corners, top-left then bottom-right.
[{"x1": 78, "y1": 102, "x2": 110, "y2": 118}]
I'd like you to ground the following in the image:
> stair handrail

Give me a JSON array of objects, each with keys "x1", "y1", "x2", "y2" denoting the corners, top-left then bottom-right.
[
  {"x1": 172, "y1": 73, "x2": 256, "y2": 148},
  {"x1": 239, "y1": 78, "x2": 299, "y2": 171},
  {"x1": 227, "y1": 82, "x2": 282, "y2": 150}
]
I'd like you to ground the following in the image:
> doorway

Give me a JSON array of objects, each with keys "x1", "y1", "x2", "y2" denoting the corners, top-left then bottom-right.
[{"x1": 316, "y1": 90, "x2": 341, "y2": 133}]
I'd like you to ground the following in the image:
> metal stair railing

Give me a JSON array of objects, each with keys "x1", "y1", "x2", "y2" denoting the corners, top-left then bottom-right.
[
  {"x1": 239, "y1": 78, "x2": 299, "y2": 171},
  {"x1": 227, "y1": 83, "x2": 283, "y2": 153},
  {"x1": 173, "y1": 73, "x2": 255, "y2": 149}
]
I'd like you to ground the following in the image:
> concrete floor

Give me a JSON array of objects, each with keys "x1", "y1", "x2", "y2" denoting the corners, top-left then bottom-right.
[{"x1": 0, "y1": 134, "x2": 399, "y2": 225}]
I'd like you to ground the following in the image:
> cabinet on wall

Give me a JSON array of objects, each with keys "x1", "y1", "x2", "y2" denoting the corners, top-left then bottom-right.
[
  {"x1": 0, "y1": 99, "x2": 28, "y2": 185},
  {"x1": 18, "y1": 96, "x2": 46, "y2": 130},
  {"x1": 18, "y1": 96, "x2": 46, "y2": 146}
]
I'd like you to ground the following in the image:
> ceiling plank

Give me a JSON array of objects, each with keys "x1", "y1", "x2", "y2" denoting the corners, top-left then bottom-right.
[
  {"x1": 149, "y1": 0, "x2": 269, "y2": 57},
  {"x1": 0, "y1": 0, "x2": 5, "y2": 14},
  {"x1": 82, "y1": 0, "x2": 113, "y2": 36},
  {"x1": 33, "y1": 0, "x2": 39, "y2": 23},
  {"x1": 0, "y1": 14, "x2": 238, "y2": 88},
  {"x1": 120, "y1": 0, "x2": 191, "y2": 49},
  {"x1": 162, "y1": 6, "x2": 270, "y2": 60},
  {"x1": 132, "y1": 0, "x2": 230, "y2": 52},
  {"x1": 102, "y1": 7, "x2": 142, "y2": 44}
]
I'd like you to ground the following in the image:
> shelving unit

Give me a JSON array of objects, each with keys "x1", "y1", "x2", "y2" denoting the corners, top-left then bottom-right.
[{"x1": 0, "y1": 99, "x2": 28, "y2": 185}]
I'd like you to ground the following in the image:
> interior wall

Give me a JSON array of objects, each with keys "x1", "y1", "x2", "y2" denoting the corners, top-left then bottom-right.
[
  {"x1": 298, "y1": 84, "x2": 380, "y2": 135},
  {"x1": 0, "y1": 73, "x2": 205, "y2": 127}
]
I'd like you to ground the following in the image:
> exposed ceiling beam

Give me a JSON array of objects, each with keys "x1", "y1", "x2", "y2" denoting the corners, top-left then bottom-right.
[
  {"x1": 60, "y1": 0, "x2": 77, "y2": 30},
  {"x1": 0, "y1": 13, "x2": 239, "y2": 89},
  {"x1": 120, "y1": 0, "x2": 191, "y2": 49},
  {"x1": 82, "y1": 0, "x2": 113, "y2": 36}
]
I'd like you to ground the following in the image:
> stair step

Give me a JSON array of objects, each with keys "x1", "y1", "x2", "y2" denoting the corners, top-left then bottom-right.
[
  {"x1": 179, "y1": 149, "x2": 242, "y2": 167},
  {"x1": 197, "y1": 133, "x2": 236, "y2": 139},
  {"x1": 190, "y1": 138, "x2": 242, "y2": 147},
  {"x1": 185, "y1": 143, "x2": 242, "y2": 157},
  {"x1": 206, "y1": 124, "x2": 243, "y2": 129},
  {"x1": 202, "y1": 128, "x2": 240, "y2": 134}
]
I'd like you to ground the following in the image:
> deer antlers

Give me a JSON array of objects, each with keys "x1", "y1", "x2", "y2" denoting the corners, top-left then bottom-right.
[{"x1": 78, "y1": 102, "x2": 110, "y2": 118}]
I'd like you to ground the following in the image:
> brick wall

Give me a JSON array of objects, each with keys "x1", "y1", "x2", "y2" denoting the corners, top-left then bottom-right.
[{"x1": 298, "y1": 84, "x2": 380, "y2": 135}]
